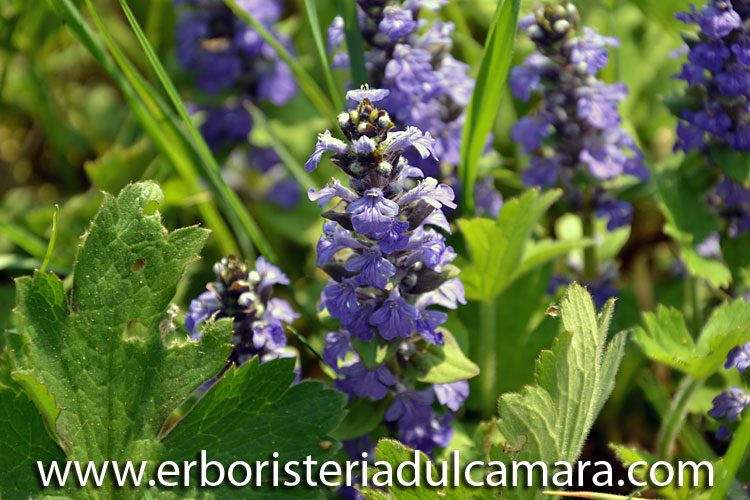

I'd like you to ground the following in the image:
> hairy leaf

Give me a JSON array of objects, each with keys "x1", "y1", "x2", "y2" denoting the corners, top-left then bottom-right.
[
  {"x1": 633, "y1": 299, "x2": 750, "y2": 378},
  {"x1": 7, "y1": 183, "x2": 346, "y2": 499},
  {"x1": 492, "y1": 284, "x2": 626, "y2": 500}
]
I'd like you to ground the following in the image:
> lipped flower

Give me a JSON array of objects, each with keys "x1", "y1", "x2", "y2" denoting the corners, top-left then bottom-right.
[
  {"x1": 309, "y1": 87, "x2": 471, "y2": 455},
  {"x1": 327, "y1": 1, "x2": 502, "y2": 217},
  {"x1": 708, "y1": 344, "x2": 750, "y2": 440},
  {"x1": 185, "y1": 255, "x2": 299, "y2": 367}
]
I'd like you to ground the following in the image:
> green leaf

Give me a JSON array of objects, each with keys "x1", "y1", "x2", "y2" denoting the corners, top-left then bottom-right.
[
  {"x1": 337, "y1": 0, "x2": 369, "y2": 87},
  {"x1": 331, "y1": 397, "x2": 389, "y2": 441},
  {"x1": 84, "y1": 138, "x2": 154, "y2": 193},
  {"x1": 711, "y1": 146, "x2": 750, "y2": 186},
  {"x1": 459, "y1": 0, "x2": 520, "y2": 215},
  {"x1": 611, "y1": 444, "x2": 714, "y2": 500},
  {"x1": 358, "y1": 439, "x2": 494, "y2": 500},
  {"x1": 304, "y1": 0, "x2": 344, "y2": 112},
  {"x1": 493, "y1": 284, "x2": 627, "y2": 500},
  {"x1": 632, "y1": 299, "x2": 750, "y2": 378},
  {"x1": 512, "y1": 237, "x2": 595, "y2": 282},
  {"x1": 410, "y1": 329, "x2": 479, "y2": 384},
  {"x1": 0, "y1": 387, "x2": 66, "y2": 499},
  {"x1": 458, "y1": 189, "x2": 561, "y2": 301},
  {"x1": 159, "y1": 357, "x2": 346, "y2": 498},
  {"x1": 11, "y1": 183, "x2": 346, "y2": 498},
  {"x1": 658, "y1": 167, "x2": 730, "y2": 288}
]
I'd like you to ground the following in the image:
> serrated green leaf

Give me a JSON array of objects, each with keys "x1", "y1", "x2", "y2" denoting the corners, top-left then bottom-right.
[
  {"x1": 358, "y1": 439, "x2": 494, "y2": 500},
  {"x1": 158, "y1": 357, "x2": 346, "y2": 498},
  {"x1": 9, "y1": 182, "x2": 347, "y2": 499},
  {"x1": 410, "y1": 329, "x2": 479, "y2": 384},
  {"x1": 493, "y1": 284, "x2": 626, "y2": 500},
  {"x1": 633, "y1": 299, "x2": 750, "y2": 378},
  {"x1": 0, "y1": 387, "x2": 66, "y2": 499},
  {"x1": 332, "y1": 397, "x2": 389, "y2": 441},
  {"x1": 458, "y1": 189, "x2": 561, "y2": 301}
]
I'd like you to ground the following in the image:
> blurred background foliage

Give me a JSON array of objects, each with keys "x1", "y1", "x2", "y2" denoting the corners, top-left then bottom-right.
[{"x1": 2, "y1": 0, "x2": 744, "y2": 494}]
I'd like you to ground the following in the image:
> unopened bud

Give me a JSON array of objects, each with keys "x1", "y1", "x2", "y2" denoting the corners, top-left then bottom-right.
[{"x1": 377, "y1": 161, "x2": 392, "y2": 175}]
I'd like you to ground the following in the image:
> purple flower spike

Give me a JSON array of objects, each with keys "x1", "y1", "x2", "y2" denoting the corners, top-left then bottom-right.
[{"x1": 347, "y1": 188, "x2": 400, "y2": 236}]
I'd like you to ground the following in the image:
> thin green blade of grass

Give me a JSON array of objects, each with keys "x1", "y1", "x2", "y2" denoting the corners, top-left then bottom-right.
[
  {"x1": 709, "y1": 411, "x2": 750, "y2": 500},
  {"x1": 303, "y1": 0, "x2": 344, "y2": 112},
  {"x1": 118, "y1": 0, "x2": 277, "y2": 263},
  {"x1": 48, "y1": 0, "x2": 239, "y2": 256},
  {"x1": 40, "y1": 205, "x2": 59, "y2": 273},
  {"x1": 246, "y1": 103, "x2": 320, "y2": 189},
  {"x1": 337, "y1": 0, "x2": 369, "y2": 87},
  {"x1": 458, "y1": 0, "x2": 520, "y2": 215},
  {"x1": 223, "y1": 0, "x2": 338, "y2": 125}
]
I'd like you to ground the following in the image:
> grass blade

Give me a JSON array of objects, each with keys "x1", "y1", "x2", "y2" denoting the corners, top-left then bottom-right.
[
  {"x1": 303, "y1": 0, "x2": 344, "y2": 111},
  {"x1": 710, "y1": 410, "x2": 750, "y2": 500},
  {"x1": 458, "y1": 0, "x2": 520, "y2": 215},
  {"x1": 40, "y1": 205, "x2": 59, "y2": 273},
  {"x1": 48, "y1": 0, "x2": 240, "y2": 256},
  {"x1": 117, "y1": 0, "x2": 278, "y2": 263},
  {"x1": 223, "y1": 0, "x2": 339, "y2": 125},
  {"x1": 337, "y1": 0, "x2": 369, "y2": 87}
]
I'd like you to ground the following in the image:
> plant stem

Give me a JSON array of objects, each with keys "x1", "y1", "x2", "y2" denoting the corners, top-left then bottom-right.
[
  {"x1": 710, "y1": 410, "x2": 750, "y2": 500},
  {"x1": 688, "y1": 275, "x2": 702, "y2": 337},
  {"x1": 476, "y1": 298, "x2": 498, "y2": 418},
  {"x1": 657, "y1": 376, "x2": 704, "y2": 462},
  {"x1": 582, "y1": 205, "x2": 597, "y2": 280}
]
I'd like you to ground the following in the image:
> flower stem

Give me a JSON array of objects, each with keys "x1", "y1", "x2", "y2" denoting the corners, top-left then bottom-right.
[
  {"x1": 476, "y1": 298, "x2": 498, "y2": 418},
  {"x1": 657, "y1": 376, "x2": 704, "y2": 462},
  {"x1": 710, "y1": 409, "x2": 750, "y2": 500},
  {"x1": 582, "y1": 205, "x2": 597, "y2": 280}
]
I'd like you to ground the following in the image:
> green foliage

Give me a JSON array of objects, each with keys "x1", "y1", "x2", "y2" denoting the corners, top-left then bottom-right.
[
  {"x1": 492, "y1": 284, "x2": 626, "y2": 500},
  {"x1": 658, "y1": 167, "x2": 731, "y2": 288},
  {"x1": 2, "y1": 183, "x2": 346, "y2": 499},
  {"x1": 409, "y1": 330, "x2": 479, "y2": 384},
  {"x1": 457, "y1": 189, "x2": 563, "y2": 302},
  {"x1": 633, "y1": 299, "x2": 750, "y2": 379},
  {"x1": 459, "y1": 0, "x2": 521, "y2": 214},
  {"x1": 337, "y1": 0, "x2": 370, "y2": 87},
  {"x1": 0, "y1": 388, "x2": 66, "y2": 500}
]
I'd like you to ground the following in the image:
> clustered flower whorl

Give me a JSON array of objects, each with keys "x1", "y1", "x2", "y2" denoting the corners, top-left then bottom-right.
[
  {"x1": 307, "y1": 87, "x2": 469, "y2": 453},
  {"x1": 327, "y1": 0, "x2": 502, "y2": 216},
  {"x1": 710, "y1": 341, "x2": 750, "y2": 439},
  {"x1": 185, "y1": 255, "x2": 299, "y2": 367},
  {"x1": 511, "y1": 1, "x2": 647, "y2": 231},
  {"x1": 674, "y1": 0, "x2": 750, "y2": 237}
]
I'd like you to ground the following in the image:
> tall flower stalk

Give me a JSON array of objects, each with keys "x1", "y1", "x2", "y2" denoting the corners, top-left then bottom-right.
[
  {"x1": 510, "y1": 0, "x2": 648, "y2": 304},
  {"x1": 306, "y1": 87, "x2": 472, "y2": 456},
  {"x1": 327, "y1": 1, "x2": 503, "y2": 217},
  {"x1": 673, "y1": 0, "x2": 750, "y2": 239}
]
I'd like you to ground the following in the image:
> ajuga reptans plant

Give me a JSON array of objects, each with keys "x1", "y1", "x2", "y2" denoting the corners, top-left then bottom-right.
[
  {"x1": 711, "y1": 341, "x2": 750, "y2": 439},
  {"x1": 306, "y1": 86, "x2": 471, "y2": 456},
  {"x1": 511, "y1": 1, "x2": 648, "y2": 305}
]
